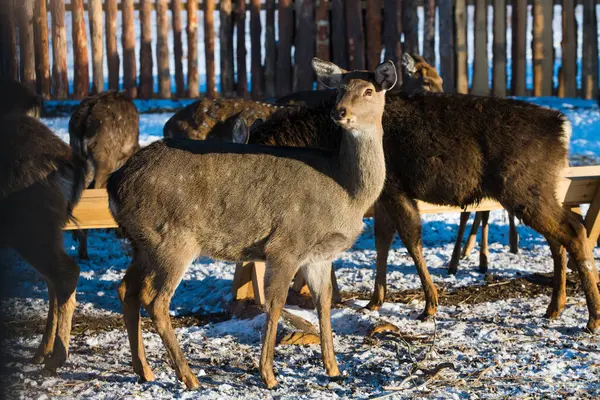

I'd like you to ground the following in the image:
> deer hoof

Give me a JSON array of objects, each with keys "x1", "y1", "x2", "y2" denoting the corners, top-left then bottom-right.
[
  {"x1": 364, "y1": 300, "x2": 382, "y2": 312},
  {"x1": 181, "y1": 373, "x2": 200, "y2": 390},
  {"x1": 262, "y1": 373, "x2": 278, "y2": 389},
  {"x1": 31, "y1": 351, "x2": 50, "y2": 364},
  {"x1": 135, "y1": 366, "x2": 156, "y2": 383},
  {"x1": 544, "y1": 303, "x2": 564, "y2": 320},
  {"x1": 417, "y1": 311, "x2": 436, "y2": 322},
  {"x1": 586, "y1": 318, "x2": 600, "y2": 333}
]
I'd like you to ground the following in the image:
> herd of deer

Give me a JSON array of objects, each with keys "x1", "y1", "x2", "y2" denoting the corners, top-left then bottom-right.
[{"x1": 1, "y1": 54, "x2": 599, "y2": 390}]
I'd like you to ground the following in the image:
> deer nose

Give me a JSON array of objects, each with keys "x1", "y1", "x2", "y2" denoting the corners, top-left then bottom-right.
[{"x1": 331, "y1": 107, "x2": 347, "y2": 121}]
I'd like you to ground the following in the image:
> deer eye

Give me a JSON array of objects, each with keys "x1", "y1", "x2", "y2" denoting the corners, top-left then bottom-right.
[{"x1": 364, "y1": 88, "x2": 373, "y2": 97}]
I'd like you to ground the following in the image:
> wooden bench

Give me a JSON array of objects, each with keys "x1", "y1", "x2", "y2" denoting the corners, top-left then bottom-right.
[{"x1": 64, "y1": 166, "x2": 600, "y2": 305}]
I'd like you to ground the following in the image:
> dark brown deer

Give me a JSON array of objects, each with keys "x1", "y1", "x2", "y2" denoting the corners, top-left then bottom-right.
[
  {"x1": 107, "y1": 59, "x2": 395, "y2": 389},
  {"x1": 0, "y1": 114, "x2": 86, "y2": 371},
  {"x1": 69, "y1": 90, "x2": 139, "y2": 259},
  {"x1": 0, "y1": 78, "x2": 44, "y2": 118}
]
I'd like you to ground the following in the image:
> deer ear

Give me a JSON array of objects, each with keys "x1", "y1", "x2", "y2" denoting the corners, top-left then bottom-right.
[
  {"x1": 232, "y1": 117, "x2": 250, "y2": 144},
  {"x1": 312, "y1": 58, "x2": 346, "y2": 89},
  {"x1": 375, "y1": 60, "x2": 398, "y2": 91},
  {"x1": 402, "y1": 53, "x2": 416, "y2": 75}
]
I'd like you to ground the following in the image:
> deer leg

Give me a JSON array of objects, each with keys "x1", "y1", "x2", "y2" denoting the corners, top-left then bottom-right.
[
  {"x1": 303, "y1": 261, "x2": 340, "y2": 378},
  {"x1": 366, "y1": 200, "x2": 396, "y2": 311},
  {"x1": 462, "y1": 212, "x2": 482, "y2": 259},
  {"x1": 508, "y1": 211, "x2": 519, "y2": 254},
  {"x1": 32, "y1": 283, "x2": 58, "y2": 364},
  {"x1": 449, "y1": 212, "x2": 470, "y2": 275},
  {"x1": 545, "y1": 238, "x2": 567, "y2": 319},
  {"x1": 76, "y1": 230, "x2": 89, "y2": 260},
  {"x1": 479, "y1": 211, "x2": 490, "y2": 273}
]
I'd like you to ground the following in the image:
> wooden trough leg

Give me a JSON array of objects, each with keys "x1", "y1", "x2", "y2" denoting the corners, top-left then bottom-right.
[{"x1": 232, "y1": 261, "x2": 256, "y2": 302}]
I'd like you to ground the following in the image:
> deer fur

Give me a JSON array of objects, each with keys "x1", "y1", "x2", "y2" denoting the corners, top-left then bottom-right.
[
  {"x1": 107, "y1": 59, "x2": 395, "y2": 388},
  {"x1": 0, "y1": 78, "x2": 44, "y2": 118},
  {"x1": 0, "y1": 113, "x2": 86, "y2": 371},
  {"x1": 68, "y1": 90, "x2": 140, "y2": 259}
]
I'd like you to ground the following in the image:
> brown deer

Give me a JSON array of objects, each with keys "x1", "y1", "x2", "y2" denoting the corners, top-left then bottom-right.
[
  {"x1": 107, "y1": 59, "x2": 395, "y2": 388},
  {"x1": 69, "y1": 90, "x2": 140, "y2": 259},
  {"x1": 0, "y1": 78, "x2": 44, "y2": 118},
  {"x1": 0, "y1": 114, "x2": 87, "y2": 371}
]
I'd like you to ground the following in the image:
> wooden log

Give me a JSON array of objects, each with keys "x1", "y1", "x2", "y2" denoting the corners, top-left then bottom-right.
[
  {"x1": 532, "y1": 0, "x2": 553, "y2": 96},
  {"x1": 139, "y1": 0, "x2": 153, "y2": 98},
  {"x1": 511, "y1": 0, "x2": 527, "y2": 96},
  {"x1": 172, "y1": 0, "x2": 185, "y2": 98},
  {"x1": 345, "y1": 0, "x2": 365, "y2": 70},
  {"x1": 402, "y1": 0, "x2": 419, "y2": 55},
  {"x1": 295, "y1": 0, "x2": 316, "y2": 91},
  {"x1": 50, "y1": 0, "x2": 68, "y2": 98},
  {"x1": 471, "y1": 0, "x2": 488, "y2": 95},
  {"x1": 236, "y1": 0, "x2": 248, "y2": 97},
  {"x1": 582, "y1": 0, "x2": 598, "y2": 99},
  {"x1": 264, "y1": 0, "x2": 276, "y2": 98},
  {"x1": 34, "y1": 0, "x2": 50, "y2": 97},
  {"x1": 559, "y1": 0, "x2": 576, "y2": 98},
  {"x1": 331, "y1": 0, "x2": 348, "y2": 68},
  {"x1": 187, "y1": 0, "x2": 199, "y2": 98},
  {"x1": 71, "y1": 0, "x2": 89, "y2": 98},
  {"x1": 205, "y1": 0, "x2": 216, "y2": 98},
  {"x1": 19, "y1": 0, "x2": 36, "y2": 92},
  {"x1": 105, "y1": 0, "x2": 119, "y2": 91},
  {"x1": 439, "y1": 0, "x2": 455, "y2": 93},
  {"x1": 88, "y1": 0, "x2": 103, "y2": 94},
  {"x1": 157, "y1": 0, "x2": 171, "y2": 98},
  {"x1": 383, "y1": 0, "x2": 400, "y2": 70},
  {"x1": 423, "y1": 0, "x2": 435, "y2": 64},
  {"x1": 366, "y1": 0, "x2": 382, "y2": 70},
  {"x1": 0, "y1": 0, "x2": 18, "y2": 80},
  {"x1": 455, "y1": 0, "x2": 468, "y2": 94},
  {"x1": 276, "y1": 0, "x2": 293, "y2": 96},
  {"x1": 220, "y1": 0, "x2": 234, "y2": 97},
  {"x1": 250, "y1": 0, "x2": 263, "y2": 98},
  {"x1": 492, "y1": 0, "x2": 507, "y2": 97},
  {"x1": 122, "y1": 0, "x2": 136, "y2": 98}
]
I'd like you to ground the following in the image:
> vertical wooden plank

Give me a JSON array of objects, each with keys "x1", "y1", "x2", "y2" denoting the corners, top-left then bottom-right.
[
  {"x1": 345, "y1": 0, "x2": 365, "y2": 70},
  {"x1": 402, "y1": 0, "x2": 418, "y2": 55},
  {"x1": 532, "y1": 0, "x2": 553, "y2": 97},
  {"x1": 220, "y1": 0, "x2": 234, "y2": 97},
  {"x1": 472, "y1": 0, "x2": 488, "y2": 95},
  {"x1": 105, "y1": 0, "x2": 119, "y2": 91},
  {"x1": 511, "y1": 0, "x2": 527, "y2": 96},
  {"x1": 331, "y1": 0, "x2": 348, "y2": 68},
  {"x1": 455, "y1": 0, "x2": 468, "y2": 94},
  {"x1": 560, "y1": 0, "x2": 576, "y2": 98},
  {"x1": 250, "y1": 0, "x2": 263, "y2": 98},
  {"x1": 236, "y1": 0, "x2": 248, "y2": 97},
  {"x1": 276, "y1": 0, "x2": 293, "y2": 96},
  {"x1": 88, "y1": 0, "x2": 103, "y2": 94},
  {"x1": 157, "y1": 0, "x2": 171, "y2": 98},
  {"x1": 492, "y1": 0, "x2": 507, "y2": 97},
  {"x1": 383, "y1": 0, "x2": 400, "y2": 69},
  {"x1": 172, "y1": 0, "x2": 185, "y2": 98},
  {"x1": 366, "y1": 0, "x2": 382, "y2": 70},
  {"x1": 295, "y1": 0, "x2": 316, "y2": 91},
  {"x1": 50, "y1": 0, "x2": 68, "y2": 98},
  {"x1": 423, "y1": 0, "x2": 435, "y2": 64},
  {"x1": 264, "y1": 0, "x2": 276, "y2": 98},
  {"x1": 0, "y1": 0, "x2": 18, "y2": 80},
  {"x1": 34, "y1": 0, "x2": 50, "y2": 97},
  {"x1": 122, "y1": 0, "x2": 136, "y2": 98},
  {"x1": 187, "y1": 0, "x2": 199, "y2": 98},
  {"x1": 232, "y1": 262, "x2": 255, "y2": 301},
  {"x1": 582, "y1": 0, "x2": 598, "y2": 99},
  {"x1": 139, "y1": 0, "x2": 154, "y2": 98},
  {"x1": 205, "y1": 0, "x2": 216, "y2": 98},
  {"x1": 19, "y1": 0, "x2": 36, "y2": 92},
  {"x1": 439, "y1": 0, "x2": 455, "y2": 93},
  {"x1": 71, "y1": 0, "x2": 89, "y2": 98},
  {"x1": 315, "y1": 0, "x2": 330, "y2": 90}
]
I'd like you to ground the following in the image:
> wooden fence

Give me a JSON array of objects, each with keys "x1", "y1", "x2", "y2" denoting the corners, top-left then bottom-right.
[{"x1": 0, "y1": 0, "x2": 598, "y2": 100}]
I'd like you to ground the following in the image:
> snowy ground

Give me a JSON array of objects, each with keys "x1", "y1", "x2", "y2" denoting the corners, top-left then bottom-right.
[{"x1": 2, "y1": 99, "x2": 600, "y2": 398}]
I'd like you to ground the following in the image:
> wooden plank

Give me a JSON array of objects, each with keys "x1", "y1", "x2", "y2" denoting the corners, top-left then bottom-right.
[
  {"x1": 139, "y1": 0, "x2": 154, "y2": 98},
  {"x1": 582, "y1": 0, "x2": 598, "y2": 99},
  {"x1": 219, "y1": 0, "x2": 234, "y2": 97},
  {"x1": 236, "y1": 0, "x2": 248, "y2": 97},
  {"x1": 295, "y1": 0, "x2": 316, "y2": 90},
  {"x1": 187, "y1": 0, "x2": 199, "y2": 98},
  {"x1": 512, "y1": 0, "x2": 527, "y2": 96},
  {"x1": 383, "y1": 0, "x2": 400, "y2": 69},
  {"x1": 532, "y1": 0, "x2": 553, "y2": 96},
  {"x1": 402, "y1": 0, "x2": 419, "y2": 55},
  {"x1": 331, "y1": 0, "x2": 348, "y2": 68},
  {"x1": 252, "y1": 261, "x2": 266, "y2": 305},
  {"x1": 64, "y1": 189, "x2": 117, "y2": 230},
  {"x1": 19, "y1": 1, "x2": 36, "y2": 92},
  {"x1": 50, "y1": 0, "x2": 68, "y2": 98},
  {"x1": 205, "y1": 0, "x2": 217, "y2": 98},
  {"x1": 88, "y1": 0, "x2": 103, "y2": 94},
  {"x1": 583, "y1": 185, "x2": 600, "y2": 248},
  {"x1": 276, "y1": 0, "x2": 293, "y2": 96},
  {"x1": 250, "y1": 0, "x2": 263, "y2": 98},
  {"x1": 455, "y1": 0, "x2": 469, "y2": 94},
  {"x1": 345, "y1": 0, "x2": 365, "y2": 70},
  {"x1": 559, "y1": 0, "x2": 577, "y2": 98},
  {"x1": 0, "y1": 0, "x2": 18, "y2": 80},
  {"x1": 122, "y1": 0, "x2": 136, "y2": 98},
  {"x1": 71, "y1": 0, "x2": 89, "y2": 98},
  {"x1": 439, "y1": 0, "x2": 455, "y2": 93},
  {"x1": 492, "y1": 0, "x2": 507, "y2": 97},
  {"x1": 172, "y1": 0, "x2": 185, "y2": 98},
  {"x1": 366, "y1": 0, "x2": 382, "y2": 70},
  {"x1": 105, "y1": 0, "x2": 119, "y2": 91},
  {"x1": 264, "y1": 0, "x2": 276, "y2": 98},
  {"x1": 157, "y1": 0, "x2": 171, "y2": 98},
  {"x1": 423, "y1": 0, "x2": 436, "y2": 64},
  {"x1": 472, "y1": 0, "x2": 489, "y2": 95},
  {"x1": 232, "y1": 262, "x2": 255, "y2": 301},
  {"x1": 34, "y1": 0, "x2": 51, "y2": 97}
]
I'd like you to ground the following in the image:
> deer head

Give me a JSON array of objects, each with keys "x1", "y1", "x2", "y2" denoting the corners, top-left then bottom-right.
[{"x1": 402, "y1": 53, "x2": 444, "y2": 93}]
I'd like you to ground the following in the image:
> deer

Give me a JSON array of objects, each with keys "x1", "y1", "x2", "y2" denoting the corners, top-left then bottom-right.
[
  {"x1": 68, "y1": 90, "x2": 140, "y2": 259},
  {"x1": 0, "y1": 113, "x2": 87, "y2": 372},
  {"x1": 107, "y1": 59, "x2": 395, "y2": 389},
  {"x1": 0, "y1": 78, "x2": 44, "y2": 118}
]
